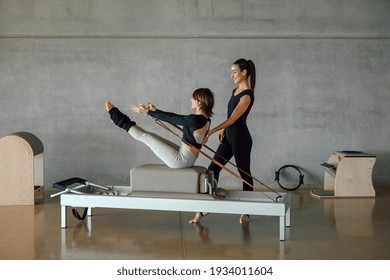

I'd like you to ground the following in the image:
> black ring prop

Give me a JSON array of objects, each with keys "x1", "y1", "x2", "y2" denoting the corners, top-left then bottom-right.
[{"x1": 274, "y1": 165, "x2": 304, "y2": 191}]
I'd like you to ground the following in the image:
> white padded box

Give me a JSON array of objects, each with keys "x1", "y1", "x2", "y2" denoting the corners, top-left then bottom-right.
[{"x1": 130, "y1": 164, "x2": 207, "y2": 193}]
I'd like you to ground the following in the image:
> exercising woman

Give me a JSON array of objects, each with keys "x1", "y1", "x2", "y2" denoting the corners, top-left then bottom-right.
[
  {"x1": 189, "y1": 59, "x2": 256, "y2": 224},
  {"x1": 106, "y1": 88, "x2": 214, "y2": 169}
]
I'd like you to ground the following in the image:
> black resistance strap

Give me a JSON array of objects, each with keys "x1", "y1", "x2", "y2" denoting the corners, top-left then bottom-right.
[{"x1": 72, "y1": 207, "x2": 88, "y2": 220}]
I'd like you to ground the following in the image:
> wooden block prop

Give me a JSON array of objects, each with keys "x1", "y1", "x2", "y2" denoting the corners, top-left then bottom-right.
[
  {"x1": 0, "y1": 132, "x2": 44, "y2": 205},
  {"x1": 311, "y1": 151, "x2": 376, "y2": 198}
]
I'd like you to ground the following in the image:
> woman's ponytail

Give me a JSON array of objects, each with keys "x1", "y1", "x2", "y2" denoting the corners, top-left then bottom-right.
[
  {"x1": 233, "y1": 58, "x2": 256, "y2": 91},
  {"x1": 247, "y1": 60, "x2": 256, "y2": 91}
]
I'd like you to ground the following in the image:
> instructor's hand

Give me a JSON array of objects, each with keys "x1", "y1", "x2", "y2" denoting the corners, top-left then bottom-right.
[
  {"x1": 202, "y1": 133, "x2": 209, "y2": 145},
  {"x1": 218, "y1": 130, "x2": 225, "y2": 143}
]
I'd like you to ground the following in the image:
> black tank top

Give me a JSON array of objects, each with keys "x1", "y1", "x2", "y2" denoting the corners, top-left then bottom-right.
[{"x1": 225, "y1": 89, "x2": 254, "y2": 141}]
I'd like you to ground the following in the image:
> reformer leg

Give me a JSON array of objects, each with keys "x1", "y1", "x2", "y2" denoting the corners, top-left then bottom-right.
[
  {"x1": 61, "y1": 205, "x2": 67, "y2": 228},
  {"x1": 279, "y1": 215, "x2": 286, "y2": 241},
  {"x1": 286, "y1": 205, "x2": 291, "y2": 227}
]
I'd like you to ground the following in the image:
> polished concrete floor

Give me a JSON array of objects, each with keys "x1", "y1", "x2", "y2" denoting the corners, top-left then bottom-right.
[{"x1": 0, "y1": 186, "x2": 389, "y2": 260}]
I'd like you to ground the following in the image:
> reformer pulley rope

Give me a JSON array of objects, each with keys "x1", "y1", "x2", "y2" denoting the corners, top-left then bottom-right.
[{"x1": 148, "y1": 116, "x2": 283, "y2": 202}]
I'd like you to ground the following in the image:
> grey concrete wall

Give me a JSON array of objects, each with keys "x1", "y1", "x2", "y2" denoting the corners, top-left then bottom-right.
[{"x1": 1, "y1": 0, "x2": 389, "y2": 188}]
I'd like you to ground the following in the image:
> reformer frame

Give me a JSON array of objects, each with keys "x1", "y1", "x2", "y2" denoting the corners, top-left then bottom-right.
[
  {"x1": 56, "y1": 114, "x2": 292, "y2": 241},
  {"x1": 59, "y1": 187, "x2": 291, "y2": 241}
]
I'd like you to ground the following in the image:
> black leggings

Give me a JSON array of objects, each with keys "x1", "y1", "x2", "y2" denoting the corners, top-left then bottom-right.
[{"x1": 208, "y1": 137, "x2": 253, "y2": 191}]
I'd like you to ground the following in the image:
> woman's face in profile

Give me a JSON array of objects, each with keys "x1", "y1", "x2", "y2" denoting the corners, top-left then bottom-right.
[{"x1": 231, "y1": 64, "x2": 247, "y2": 84}]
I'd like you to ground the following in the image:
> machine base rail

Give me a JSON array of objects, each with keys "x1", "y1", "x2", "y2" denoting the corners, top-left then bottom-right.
[{"x1": 58, "y1": 186, "x2": 291, "y2": 241}]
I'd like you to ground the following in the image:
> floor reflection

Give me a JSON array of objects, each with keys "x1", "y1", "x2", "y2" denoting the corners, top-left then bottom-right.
[
  {"x1": 324, "y1": 198, "x2": 375, "y2": 237},
  {"x1": 2, "y1": 187, "x2": 390, "y2": 260}
]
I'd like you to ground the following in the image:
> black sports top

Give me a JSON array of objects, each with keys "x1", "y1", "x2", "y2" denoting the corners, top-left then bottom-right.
[
  {"x1": 225, "y1": 88, "x2": 254, "y2": 140},
  {"x1": 148, "y1": 109, "x2": 211, "y2": 149}
]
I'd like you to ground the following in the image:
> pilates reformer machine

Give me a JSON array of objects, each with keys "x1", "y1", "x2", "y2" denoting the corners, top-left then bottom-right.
[
  {"x1": 51, "y1": 117, "x2": 292, "y2": 241},
  {"x1": 52, "y1": 167, "x2": 291, "y2": 241}
]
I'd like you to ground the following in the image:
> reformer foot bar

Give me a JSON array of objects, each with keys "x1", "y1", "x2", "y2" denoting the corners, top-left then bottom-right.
[{"x1": 54, "y1": 172, "x2": 291, "y2": 241}]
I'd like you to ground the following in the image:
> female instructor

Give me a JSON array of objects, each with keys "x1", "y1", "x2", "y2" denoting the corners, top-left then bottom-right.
[{"x1": 190, "y1": 58, "x2": 256, "y2": 224}]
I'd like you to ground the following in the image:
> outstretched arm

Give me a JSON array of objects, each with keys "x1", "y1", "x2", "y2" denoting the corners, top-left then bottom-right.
[{"x1": 133, "y1": 103, "x2": 200, "y2": 127}]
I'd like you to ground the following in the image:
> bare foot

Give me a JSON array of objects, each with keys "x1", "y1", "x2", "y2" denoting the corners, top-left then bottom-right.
[
  {"x1": 240, "y1": 214, "x2": 250, "y2": 224},
  {"x1": 106, "y1": 100, "x2": 115, "y2": 111},
  {"x1": 189, "y1": 212, "x2": 209, "y2": 224}
]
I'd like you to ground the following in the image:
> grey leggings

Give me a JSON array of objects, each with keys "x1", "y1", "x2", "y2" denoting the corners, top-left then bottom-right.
[{"x1": 128, "y1": 125, "x2": 197, "y2": 169}]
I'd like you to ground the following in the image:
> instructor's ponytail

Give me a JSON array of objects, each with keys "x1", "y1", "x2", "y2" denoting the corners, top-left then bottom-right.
[
  {"x1": 233, "y1": 58, "x2": 256, "y2": 91},
  {"x1": 247, "y1": 60, "x2": 256, "y2": 92}
]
